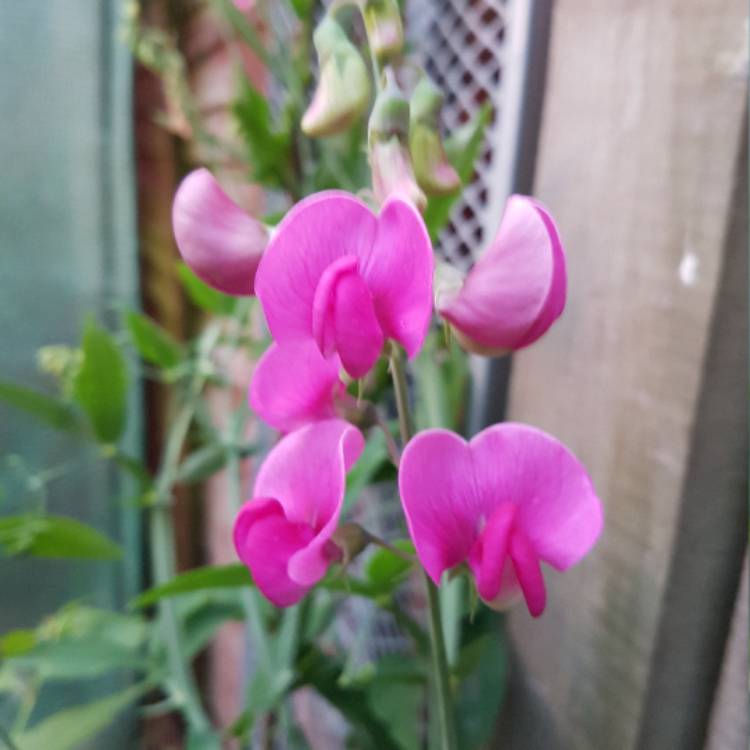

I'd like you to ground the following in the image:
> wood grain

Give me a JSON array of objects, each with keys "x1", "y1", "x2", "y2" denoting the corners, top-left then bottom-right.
[{"x1": 497, "y1": 1, "x2": 748, "y2": 748}]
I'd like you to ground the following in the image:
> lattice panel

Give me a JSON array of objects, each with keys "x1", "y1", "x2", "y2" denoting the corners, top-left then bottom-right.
[{"x1": 406, "y1": 0, "x2": 511, "y2": 269}]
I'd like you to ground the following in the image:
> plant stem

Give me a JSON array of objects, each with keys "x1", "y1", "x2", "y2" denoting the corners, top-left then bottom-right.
[
  {"x1": 149, "y1": 324, "x2": 222, "y2": 737},
  {"x1": 388, "y1": 343, "x2": 457, "y2": 750}
]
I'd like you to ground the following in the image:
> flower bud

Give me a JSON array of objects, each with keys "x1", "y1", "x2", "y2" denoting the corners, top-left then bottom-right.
[
  {"x1": 437, "y1": 195, "x2": 567, "y2": 356},
  {"x1": 362, "y1": 0, "x2": 404, "y2": 64},
  {"x1": 331, "y1": 522, "x2": 372, "y2": 566},
  {"x1": 409, "y1": 77, "x2": 461, "y2": 196},
  {"x1": 301, "y1": 16, "x2": 371, "y2": 138},
  {"x1": 172, "y1": 169, "x2": 269, "y2": 296},
  {"x1": 368, "y1": 71, "x2": 426, "y2": 211}
]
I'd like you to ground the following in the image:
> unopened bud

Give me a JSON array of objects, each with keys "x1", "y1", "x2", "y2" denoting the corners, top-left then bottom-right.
[
  {"x1": 368, "y1": 70, "x2": 426, "y2": 211},
  {"x1": 302, "y1": 16, "x2": 371, "y2": 138},
  {"x1": 363, "y1": 0, "x2": 404, "y2": 64},
  {"x1": 331, "y1": 522, "x2": 372, "y2": 566},
  {"x1": 409, "y1": 77, "x2": 461, "y2": 196}
]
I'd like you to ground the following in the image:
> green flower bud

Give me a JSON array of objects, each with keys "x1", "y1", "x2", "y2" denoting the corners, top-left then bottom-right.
[
  {"x1": 302, "y1": 16, "x2": 371, "y2": 138},
  {"x1": 363, "y1": 0, "x2": 404, "y2": 64},
  {"x1": 409, "y1": 77, "x2": 461, "y2": 196},
  {"x1": 368, "y1": 70, "x2": 426, "y2": 211}
]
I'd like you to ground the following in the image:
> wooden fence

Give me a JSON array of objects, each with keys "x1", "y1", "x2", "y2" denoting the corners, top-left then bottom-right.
[{"x1": 496, "y1": 2, "x2": 748, "y2": 748}]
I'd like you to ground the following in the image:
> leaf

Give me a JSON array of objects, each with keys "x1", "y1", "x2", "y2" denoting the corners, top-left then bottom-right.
[
  {"x1": 15, "y1": 683, "x2": 145, "y2": 750},
  {"x1": 132, "y1": 564, "x2": 252, "y2": 608},
  {"x1": 177, "y1": 262, "x2": 237, "y2": 316},
  {"x1": 176, "y1": 443, "x2": 229, "y2": 484},
  {"x1": 286, "y1": 0, "x2": 313, "y2": 19},
  {"x1": 364, "y1": 541, "x2": 415, "y2": 594},
  {"x1": 296, "y1": 645, "x2": 403, "y2": 750},
  {"x1": 0, "y1": 629, "x2": 36, "y2": 657},
  {"x1": 0, "y1": 381, "x2": 79, "y2": 432},
  {"x1": 9, "y1": 640, "x2": 146, "y2": 681},
  {"x1": 343, "y1": 429, "x2": 390, "y2": 515},
  {"x1": 125, "y1": 310, "x2": 183, "y2": 368},
  {"x1": 455, "y1": 612, "x2": 508, "y2": 750},
  {"x1": 0, "y1": 515, "x2": 121, "y2": 560},
  {"x1": 72, "y1": 317, "x2": 128, "y2": 443},
  {"x1": 423, "y1": 102, "x2": 492, "y2": 242},
  {"x1": 232, "y1": 79, "x2": 292, "y2": 190}
]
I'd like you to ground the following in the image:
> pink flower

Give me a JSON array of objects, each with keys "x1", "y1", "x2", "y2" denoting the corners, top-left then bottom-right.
[
  {"x1": 436, "y1": 195, "x2": 566, "y2": 355},
  {"x1": 398, "y1": 423, "x2": 603, "y2": 617},
  {"x1": 255, "y1": 191, "x2": 433, "y2": 379},
  {"x1": 249, "y1": 340, "x2": 347, "y2": 433},
  {"x1": 234, "y1": 419, "x2": 364, "y2": 607},
  {"x1": 172, "y1": 168, "x2": 268, "y2": 296}
]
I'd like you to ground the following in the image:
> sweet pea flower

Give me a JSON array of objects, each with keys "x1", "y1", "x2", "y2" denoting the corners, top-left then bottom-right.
[
  {"x1": 436, "y1": 195, "x2": 566, "y2": 355},
  {"x1": 255, "y1": 191, "x2": 433, "y2": 379},
  {"x1": 399, "y1": 423, "x2": 603, "y2": 617},
  {"x1": 234, "y1": 419, "x2": 364, "y2": 607},
  {"x1": 249, "y1": 340, "x2": 346, "y2": 433},
  {"x1": 172, "y1": 168, "x2": 269, "y2": 296}
]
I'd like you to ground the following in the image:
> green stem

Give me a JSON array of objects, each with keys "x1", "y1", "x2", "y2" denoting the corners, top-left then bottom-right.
[
  {"x1": 388, "y1": 343, "x2": 457, "y2": 750},
  {"x1": 149, "y1": 324, "x2": 222, "y2": 737}
]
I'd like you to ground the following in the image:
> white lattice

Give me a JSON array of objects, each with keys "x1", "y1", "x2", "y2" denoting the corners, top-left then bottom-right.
[{"x1": 407, "y1": 0, "x2": 527, "y2": 269}]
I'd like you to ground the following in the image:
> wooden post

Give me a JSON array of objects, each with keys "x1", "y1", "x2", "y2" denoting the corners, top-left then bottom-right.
[{"x1": 497, "y1": 1, "x2": 748, "y2": 748}]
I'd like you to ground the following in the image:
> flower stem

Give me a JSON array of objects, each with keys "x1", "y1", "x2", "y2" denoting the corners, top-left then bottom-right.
[
  {"x1": 388, "y1": 342, "x2": 457, "y2": 750},
  {"x1": 149, "y1": 324, "x2": 222, "y2": 738}
]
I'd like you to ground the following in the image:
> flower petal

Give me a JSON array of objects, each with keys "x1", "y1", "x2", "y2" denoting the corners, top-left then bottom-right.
[
  {"x1": 233, "y1": 498, "x2": 314, "y2": 607},
  {"x1": 398, "y1": 429, "x2": 477, "y2": 584},
  {"x1": 469, "y1": 423, "x2": 603, "y2": 571},
  {"x1": 360, "y1": 197, "x2": 434, "y2": 358},
  {"x1": 438, "y1": 195, "x2": 566, "y2": 353},
  {"x1": 254, "y1": 419, "x2": 364, "y2": 586},
  {"x1": 312, "y1": 256, "x2": 384, "y2": 378},
  {"x1": 249, "y1": 341, "x2": 343, "y2": 433},
  {"x1": 255, "y1": 192, "x2": 377, "y2": 343},
  {"x1": 172, "y1": 168, "x2": 268, "y2": 296}
]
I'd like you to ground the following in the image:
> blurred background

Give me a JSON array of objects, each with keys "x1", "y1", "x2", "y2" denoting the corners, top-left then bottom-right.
[{"x1": 0, "y1": 1, "x2": 747, "y2": 749}]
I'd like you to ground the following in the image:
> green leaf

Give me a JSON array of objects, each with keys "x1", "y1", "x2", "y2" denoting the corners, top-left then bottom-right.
[
  {"x1": 9, "y1": 640, "x2": 146, "y2": 681},
  {"x1": 179, "y1": 593, "x2": 245, "y2": 659},
  {"x1": 132, "y1": 564, "x2": 252, "y2": 608},
  {"x1": 125, "y1": 310, "x2": 183, "y2": 368},
  {"x1": 297, "y1": 646, "x2": 403, "y2": 750},
  {"x1": 0, "y1": 514, "x2": 121, "y2": 560},
  {"x1": 455, "y1": 612, "x2": 508, "y2": 750},
  {"x1": 176, "y1": 443, "x2": 229, "y2": 484},
  {"x1": 364, "y1": 541, "x2": 415, "y2": 594},
  {"x1": 365, "y1": 662, "x2": 425, "y2": 750},
  {"x1": 287, "y1": 0, "x2": 313, "y2": 19},
  {"x1": 0, "y1": 629, "x2": 36, "y2": 657},
  {"x1": 343, "y1": 429, "x2": 391, "y2": 515},
  {"x1": 0, "y1": 381, "x2": 79, "y2": 432},
  {"x1": 72, "y1": 317, "x2": 128, "y2": 443},
  {"x1": 423, "y1": 102, "x2": 492, "y2": 242},
  {"x1": 15, "y1": 684, "x2": 146, "y2": 750},
  {"x1": 177, "y1": 262, "x2": 237, "y2": 316},
  {"x1": 232, "y1": 79, "x2": 292, "y2": 190}
]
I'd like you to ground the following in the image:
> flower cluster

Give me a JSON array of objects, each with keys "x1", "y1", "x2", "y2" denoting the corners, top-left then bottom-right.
[{"x1": 172, "y1": 165, "x2": 603, "y2": 617}]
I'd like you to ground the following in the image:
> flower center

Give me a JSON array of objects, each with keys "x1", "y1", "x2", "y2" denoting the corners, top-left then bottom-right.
[
  {"x1": 312, "y1": 254, "x2": 384, "y2": 378},
  {"x1": 469, "y1": 502, "x2": 547, "y2": 617}
]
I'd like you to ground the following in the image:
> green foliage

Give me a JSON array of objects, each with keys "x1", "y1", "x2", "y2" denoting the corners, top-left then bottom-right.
[
  {"x1": 72, "y1": 317, "x2": 129, "y2": 444},
  {"x1": 125, "y1": 310, "x2": 183, "y2": 368},
  {"x1": 343, "y1": 428, "x2": 391, "y2": 515},
  {"x1": 364, "y1": 540, "x2": 415, "y2": 592},
  {"x1": 15, "y1": 683, "x2": 146, "y2": 750},
  {"x1": 132, "y1": 563, "x2": 252, "y2": 608},
  {"x1": 233, "y1": 78, "x2": 293, "y2": 190},
  {"x1": 455, "y1": 611, "x2": 508, "y2": 750},
  {"x1": 297, "y1": 645, "x2": 404, "y2": 750},
  {"x1": 0, "y1": 381, "x2": 79, "y2": 432},
  {"x1": 177, "y1": 262, "x2": 237, "y2": 315},
  {"x1": 423, "y1": 102, "x2": 492, "y2": 242},
  {"x1": 0, "y1": 514, "x2": 121, "y2": 560}
]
